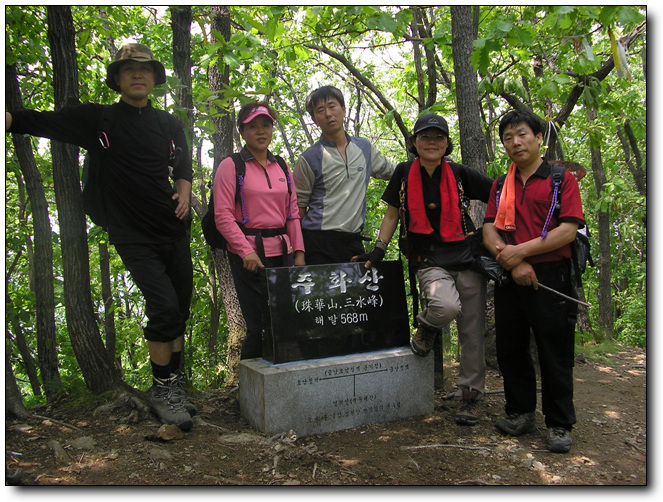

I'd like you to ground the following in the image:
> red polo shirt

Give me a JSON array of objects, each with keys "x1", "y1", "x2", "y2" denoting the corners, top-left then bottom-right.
[{"x1": 484, "y1": 160, "x2": 585, "y2": 265}]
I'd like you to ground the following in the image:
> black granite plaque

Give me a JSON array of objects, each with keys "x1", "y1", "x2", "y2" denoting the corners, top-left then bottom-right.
[{"x1": 260, "y1": 260, "x2": 410, "y2": 364}]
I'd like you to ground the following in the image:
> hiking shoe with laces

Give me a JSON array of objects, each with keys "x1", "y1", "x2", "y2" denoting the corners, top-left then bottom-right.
[
  {"x1": 410, "y1": 323, "x2": 438, "y2": 356},
  {"x1": 150, "y1": 378, "x2": 193, "y2": 431},
  {"x1": 495, "y1": 412, "x2": 536, "y2": 436},
  {"x1": 171, "y1": 373, "x2": 197, "y2": 417},
  {"x1": 546, "y1": 427, "x2": 572, "y2": 453},
  {"x1": 455, "y1": 388, "x2": 480, "y2": 426}
]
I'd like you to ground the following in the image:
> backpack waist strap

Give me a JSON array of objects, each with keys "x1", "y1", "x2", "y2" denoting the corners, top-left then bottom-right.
[
  {"x1": 238, "y1": 224, "x2": 288, "y2": 261},
  {"x1": 239, "y1": 225, "x2": 287, "y2": 237}
]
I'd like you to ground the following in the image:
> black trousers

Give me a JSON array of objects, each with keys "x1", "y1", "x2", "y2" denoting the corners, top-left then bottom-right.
[
  {"x1": 228, "y1": 251, "x2": 293, "y2": 359},
  {"x1": 115, "y1": 237, "x2": 193, "y2": 343},
  {"x1": 494, "y1": 259, "x2": 578, "y2": 430},
  {"x1": 302, "y1": 229, "x2": 365, "y2": 265}
]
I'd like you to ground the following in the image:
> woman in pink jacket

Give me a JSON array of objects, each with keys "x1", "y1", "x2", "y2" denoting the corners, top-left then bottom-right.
[{"x1": 213, "y1": 102, "x2": 305, "y2": 359}]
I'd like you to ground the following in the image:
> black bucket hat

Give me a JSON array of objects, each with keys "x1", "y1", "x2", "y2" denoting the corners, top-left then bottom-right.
[{"x1": 106, "y1": 43, "x2": 166, "y2": 92}]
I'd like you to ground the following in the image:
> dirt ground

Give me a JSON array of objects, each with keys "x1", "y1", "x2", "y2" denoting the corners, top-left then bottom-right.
[{"x1": 5, "y1": 346, "x2": 647, "y2": 487}]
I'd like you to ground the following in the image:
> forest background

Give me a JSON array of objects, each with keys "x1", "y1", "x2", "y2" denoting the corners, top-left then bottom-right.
[{"x1": 4, "y1": 5, "x2": 647, "y2": 411}]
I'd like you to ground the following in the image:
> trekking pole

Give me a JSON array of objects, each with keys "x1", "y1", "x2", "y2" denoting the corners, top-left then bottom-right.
[{"x1": 538, "y1": 282, "x2": 591, "y2": 307}]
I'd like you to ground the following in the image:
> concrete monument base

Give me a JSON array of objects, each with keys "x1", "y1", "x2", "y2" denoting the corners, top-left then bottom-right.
[{"x1": 239, "y1": 347, "x2": 433, "y2": 437}]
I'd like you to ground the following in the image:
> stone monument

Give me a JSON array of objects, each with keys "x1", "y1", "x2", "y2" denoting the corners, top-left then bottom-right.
[
  {"x1": 239, "y1": 260, "x2": 434, "y2": 436},
  {"x1": 261, "y1": 260, "x2": 410, "y2": 364}
]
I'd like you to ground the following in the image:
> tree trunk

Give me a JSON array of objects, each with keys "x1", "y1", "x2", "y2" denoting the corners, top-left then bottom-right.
[
  {"x1": 47, "y1": 6, "x2": 118, "y2": 393},
  {"x1": 210, "y1": 5, "x2": 246, "y2": 386},
  {"x1": 170, "y1": 5, "x2": 195, "y2": 376},
  {"x1": 6, "y1": 297, "x2": 42, "y2": 397},
  {"x1": 451, "y1": 6, "x2": 488, "y2": 222},
  {"x1": 99, "y1": 241, "x2": 117, "y2": 367},
  {"x1": 170, "y1": 6, "x2": 194, "y2": 136},
  {"x1": 451, "y1": 5, "x2": 494, "y2": 370},
  {"x1": 6, "y1": 346, "x2": 29, "y2": 418},
  {"x1": 410, "y1": 11, "x2": 426, "y2": 111},
  {"x1": 207, "y1": 250, "x2": 222, "y2": 381},
  {"x1": 451, "y1": 6, "x2": 487, "y2": 176},
  {"x1": 412, "y1": 7, "x2": 437, "y2": 110},
  {"x1": 587, "y1": 107, "x2": 614, "y2": 339},
  {"x1": 617, "y1": 119, "x2": 646, "y2": 198},
  {"x1": 5, "y1": 63, "x2": 61, "y2": 397}
]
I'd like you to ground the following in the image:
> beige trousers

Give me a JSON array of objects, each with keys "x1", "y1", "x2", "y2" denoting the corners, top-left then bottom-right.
[{"x1": 416, "y1": 266, "x2": 487, "y2": 393}]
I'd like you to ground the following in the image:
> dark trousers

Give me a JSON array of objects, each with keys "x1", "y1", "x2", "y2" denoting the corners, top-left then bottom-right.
[
  {"x1": 494, "y1": 260, "x2": 578, "y2": 430},
  {"x1": 115, "y1": 238, "x2": 193, "y2": 343},
  {"x1": 228, "y1": 251, "x2": 293, "y2": 359},
  {"x1": 302, "y1": 229, "x2": 365, "y2": 265}
]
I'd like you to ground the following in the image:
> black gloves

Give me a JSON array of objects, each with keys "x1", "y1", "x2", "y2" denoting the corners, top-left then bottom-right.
[{"x1": 355, "y1": 246, "x2": 385, "y2": 267}]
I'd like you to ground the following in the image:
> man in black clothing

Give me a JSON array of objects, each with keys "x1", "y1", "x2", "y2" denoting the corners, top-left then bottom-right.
[{"x1": 6, "y1": 43, "x2": 195, "y2": 430}]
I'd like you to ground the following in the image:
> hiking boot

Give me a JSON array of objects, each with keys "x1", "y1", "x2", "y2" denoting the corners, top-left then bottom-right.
[
  {"x1": 495, "y1": 412, "x2": 536, "y2": 436},
  {"x1": 455, "y1": 388, "x2": 480, "y2": 426},
  {"x1": 171, "y1": 373, "x2": 197, "y2": 417},
  {"x1": 546, "y1": 427, "x2": 572, "y2": 453},
  {"x1": 410, "y1": 323, "x2": 438, "y2": 356},
  {"x1": 150, "y1": 378, "x2": 193, "y2": 431}
]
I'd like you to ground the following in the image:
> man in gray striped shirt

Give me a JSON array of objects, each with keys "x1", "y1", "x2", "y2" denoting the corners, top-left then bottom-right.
[{"x1": 293, "y1": 86, "x2": 395, "y2": 264}]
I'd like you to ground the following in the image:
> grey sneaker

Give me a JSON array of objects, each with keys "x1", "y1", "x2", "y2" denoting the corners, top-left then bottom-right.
[
  {"x1": 171, "y1": 373, "x2": 197, "y2": 417},
  {"x1": 410, "y1": 323, "x2": 438, "y2": 356},
  {"x1": 495, "y1": 412, "x2": 536, "y2": 436},
  {"x1": 455, "y1": 388, "x2": 479, "y2": 426},
  {"x1": 547, "y1": 427, "x2": 572, "y2": 453},
  {"x1": 150, "y1": 378, "x2": 193, "y2": 431}
]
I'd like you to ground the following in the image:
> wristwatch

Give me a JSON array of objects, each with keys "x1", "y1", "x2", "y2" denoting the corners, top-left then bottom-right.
[{"x1": 375, "y1": 238, "x2": 388, "y2": 251}]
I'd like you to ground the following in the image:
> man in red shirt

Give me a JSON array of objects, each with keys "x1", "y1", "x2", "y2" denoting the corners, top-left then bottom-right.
[{"x1": 483, "y1": 109, "x2": 585, "y2": 453}]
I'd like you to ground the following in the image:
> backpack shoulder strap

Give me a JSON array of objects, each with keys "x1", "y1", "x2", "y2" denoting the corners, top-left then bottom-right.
[
  {"x1": 549, "y1": 163, "x2": 565, "y2": 214},
  {"x1": 229, "y1": 152, "x2": 246, "y2": 200},
  {"x1": 450, "y1": 163, "x2": 469, "y2": 207},
  {"x1": 399, "y1": 162, "x2": 411, "y2": 202},
  {"x1": 496, "y1": 173, "x2": 507, "y2": 193},
  {"x1": 230, "y1": 152, "x2": 246, "y2": 179},
  {"x1": 208, "y1": 152, "x2": 244, "y2": 203},
  {"x1": 550, "y1": 163, "x2": 565, "y2": 188},
  {"x1": 540, "y1": 163, "x2": 566, "y2": 238},
  {"x1": 274, "y1": 155, "x2": 294, "y2": 220},
  {"x1": 274, "y1": 155, "x2": 291, "y2": 190},
  {"x1": 495, "y1": 173, "x2": 507, "y2": 208},
  {"x1": 230, "y1": 153, "x2": 249, "y2": 224}
]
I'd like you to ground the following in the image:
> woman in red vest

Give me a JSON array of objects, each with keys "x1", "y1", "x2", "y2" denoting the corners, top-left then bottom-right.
[{"x1": 353, "y1": 114, "x2": 493, "y2": 426}]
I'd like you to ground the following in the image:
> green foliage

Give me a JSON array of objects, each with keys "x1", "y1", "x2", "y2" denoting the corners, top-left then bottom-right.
[
  {"x1": 575, "y1": 338, "x2": 629, "y2": 365},
  {"x1": 5, "y1": 5, "x2": 646, "y2": 404},
  {"x1": 612, "y1": 274, "x2": 647, "y2": 347}
]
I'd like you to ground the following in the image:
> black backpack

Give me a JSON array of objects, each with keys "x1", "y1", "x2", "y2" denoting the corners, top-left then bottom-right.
[
  {"x1": 495, "y1": 163, "x2": 594, "y2": 286},
  {"x1": 81, "y1": 105, "x2": 180, "y2": 229},
  {"x1": 201, "y1": 153, "x2": 292, "y2": 250}
]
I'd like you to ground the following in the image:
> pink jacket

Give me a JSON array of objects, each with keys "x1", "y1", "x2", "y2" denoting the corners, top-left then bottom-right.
[{"x1": 213, "y1": 151, "x2": 304, "y2": 259}]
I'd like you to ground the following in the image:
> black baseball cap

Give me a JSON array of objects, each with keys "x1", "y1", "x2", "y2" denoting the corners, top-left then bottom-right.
[{"x1": 413, "y1": 113, "x2": 449, "y2": 136}]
